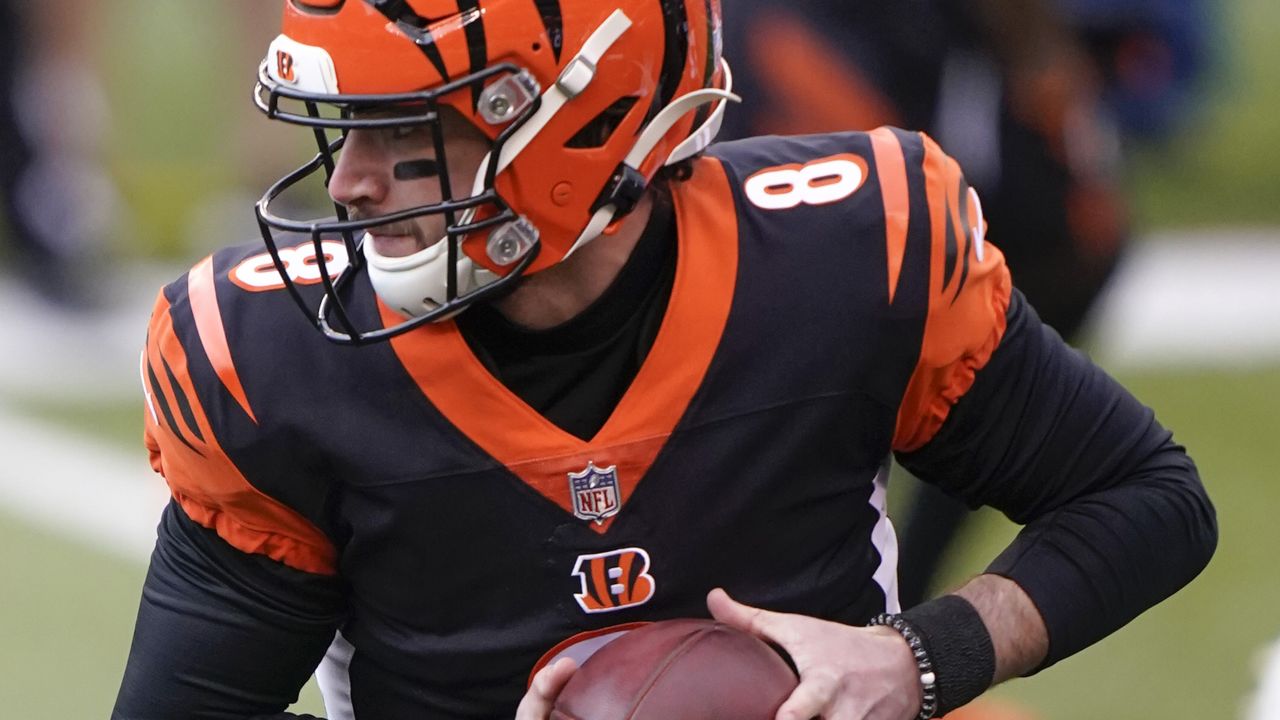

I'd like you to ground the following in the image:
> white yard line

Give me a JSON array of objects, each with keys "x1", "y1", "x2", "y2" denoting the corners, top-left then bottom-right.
[
  {"x1": 1090, "y1": 229, "x2": 1280, "y2": 369},
  {"x1": 0, "y1": 403, "x2": 168, "y2": 562},
  {"x1": 0, "y1": 263, "x2": 176, "y2": 403}
]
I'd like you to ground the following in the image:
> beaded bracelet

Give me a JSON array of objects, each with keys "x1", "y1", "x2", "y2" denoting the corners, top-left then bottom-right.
[{"x1": 867, "y1": 612, "x2": 939, "y2": 719}]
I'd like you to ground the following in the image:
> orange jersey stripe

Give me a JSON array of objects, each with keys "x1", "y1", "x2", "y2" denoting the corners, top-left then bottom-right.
[
  {"x1": 189, "y1": 255, "x2": 257, "y2": 424},
  {"x1": 144, "y1": 292, "x2": 336, "y2": 575},
  {"x1": 385, "y1": 157, "x2": 739, "y2": 533},
  {"x1": 893, "y1": 134, "x2": 1012, "y2": 452},
  {"x1": 869, "y1": 127, "x2": 911, "y2": 304}
]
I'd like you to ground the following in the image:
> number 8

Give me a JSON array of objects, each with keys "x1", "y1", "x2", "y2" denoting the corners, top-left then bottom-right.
[{"x1": 744, "y1": 153, "x2": 868, "y2": 210}]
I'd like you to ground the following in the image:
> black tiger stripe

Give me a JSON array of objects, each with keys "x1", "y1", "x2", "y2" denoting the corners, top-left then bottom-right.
[
  {"x1": 161, "y1": 355, "x2": 205, "y2": 443},
  {"x1": 952, "y1": 176, "x2": 973, "y2": 303},
  {"x1": 146, "y1": 358, "x2": 202, "y2": 456},
  {"x1": 643, "y1": 0, "x2": 690, "y2": 129},
  {"x1": 532, "y1": 0, "x2": 564, "y2": 62},
  {"x1": 457, "y1": 0, "x2": 487, "y2": 108},
  {"x1": 370, "y1": 0, "x2": 450, "y2": 82},
  {"x1": 689, "y1": 0, "x2": 717, "y2": 133},
  {"x1": 942, "y1": 197, "x2": 958, "y2": 290}
]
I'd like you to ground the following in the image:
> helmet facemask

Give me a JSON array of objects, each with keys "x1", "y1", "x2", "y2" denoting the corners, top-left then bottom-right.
[{"x1": 254, "y1": 60, "x2": 544, "y2": 345}]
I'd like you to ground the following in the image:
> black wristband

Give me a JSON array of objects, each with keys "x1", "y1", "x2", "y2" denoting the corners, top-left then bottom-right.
[
  {"x1": 867, "y1": 613, "x2": 940, "y2": 718},
  {"x1": 899, "y1": 595, "x2": 996, "y2": 715}
]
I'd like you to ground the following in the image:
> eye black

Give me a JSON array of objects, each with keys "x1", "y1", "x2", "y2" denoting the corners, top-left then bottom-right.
[{"x1": 394, "y1": 159, "x2": 441, "y2": 180}]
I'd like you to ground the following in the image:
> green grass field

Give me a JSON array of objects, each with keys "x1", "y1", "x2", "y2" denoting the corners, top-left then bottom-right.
[
  {"x1": 4, "y1": 365, "x2": 1277, "y2": 718},
  {"x1": 3, "y1": 0, "x2": 1277, "y2": 716}
]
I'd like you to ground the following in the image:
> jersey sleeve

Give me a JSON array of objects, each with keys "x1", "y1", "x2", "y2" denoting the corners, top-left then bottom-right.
[
  {"x1": 113, "y1": 502, "x2": 343, "y2": 719},
  {"x1": 118, "y1": 256, "x2": 347, "y2": 719},
  {"x1": 886, "y1": 131, "x2": 1012, "y2": 452},
  {"x1": 140, "y1": 254, "x2": 337, "y2": 575},
  {"x1": 897, "y1": 291, "x2": 1216, "y2": 668},
  {"x1": 873, "y1": 133, "x2": 1214, "y2": 668}
]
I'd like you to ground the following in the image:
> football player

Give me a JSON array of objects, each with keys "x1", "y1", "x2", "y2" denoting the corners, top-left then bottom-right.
[{"x1": 113, "y1": 1, "x2": 1216, "y2": 719}]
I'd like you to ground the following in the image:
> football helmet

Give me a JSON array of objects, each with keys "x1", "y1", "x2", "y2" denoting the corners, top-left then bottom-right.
[{"x1": 254, "y1": 0, "x2": 736, "y2": 344}]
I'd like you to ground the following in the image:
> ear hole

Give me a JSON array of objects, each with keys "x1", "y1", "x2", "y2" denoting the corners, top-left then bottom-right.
[{"x1": 564, "y1": 96, "x2": 639, "y2": 149}]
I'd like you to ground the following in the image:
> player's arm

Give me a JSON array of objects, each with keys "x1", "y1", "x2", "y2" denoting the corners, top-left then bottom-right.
[
  {"x1": 711, "y1": 131, "x2": 1211, "y2": 718},
  {"x1": 114, "y1": 282, "x2": 345, "y2": 719},
  {"x1": 705, "y1": 286, "x2": 1214, "y2": 720},
  {"x1": 896, "y1": 289, "x2": 1217, "y2": 674},
  {"x1": 113, "y1": 502, "x2": 343, "y2": 719},
  {"x1": 880, "y1": 137, "x2": 1212, "y2": 713}
]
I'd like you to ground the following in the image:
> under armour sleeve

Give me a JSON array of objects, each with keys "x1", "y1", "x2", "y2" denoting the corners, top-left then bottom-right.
[
  {"x1": 896, "y1": 289, "x2": 1217, "y2": 669},
  {"x1": 112, "y1": 501, "x2": 344, "y2": 719}
]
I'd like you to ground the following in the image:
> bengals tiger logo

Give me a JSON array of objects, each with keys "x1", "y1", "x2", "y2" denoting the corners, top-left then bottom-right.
[
  {"x1": 571, "y1": 547, "x2": 655, "y2": 614},
  {"x1": 276, "y1": 49, "x2": 296, "y2": 83}
]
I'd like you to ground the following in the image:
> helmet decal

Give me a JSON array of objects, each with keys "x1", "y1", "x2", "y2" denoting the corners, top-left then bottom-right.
[
  {"x1": 645, "y1": 0, "x2": 690, "y2": 128},
  {"x1": 367, "y1": 0, "x2": 452, "y2": 81},
  {"x1": 533, "y1": 0, "x2": 564, "y2": 61},
  {"x1": 457, "y1": 0, "x2": 488, "y2": 107},
  {"x1": 690, "y1": 0, "x2": 721, "y2": 130}
]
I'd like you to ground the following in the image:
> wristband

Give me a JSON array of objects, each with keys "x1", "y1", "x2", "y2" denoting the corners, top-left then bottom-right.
[
  {"x1": 868, "y1": 595, "x2": 996, "y2": 718},
  {"x1": 867, "y1": 612, "x2": 939, "y2": 718}
]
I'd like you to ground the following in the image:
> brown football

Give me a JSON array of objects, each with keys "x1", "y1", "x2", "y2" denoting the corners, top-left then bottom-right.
[{"x1": 550, "y1": 619, "x2": 798, "y2": 720}]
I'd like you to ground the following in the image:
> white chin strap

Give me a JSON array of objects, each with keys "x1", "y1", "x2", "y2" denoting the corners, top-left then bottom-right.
[
  {"x1": 565, "y1": 58, "x2": 739, "y2": 258},
  {"x1": 366, "y1": 8, "x2": 739, "y2": 318}
]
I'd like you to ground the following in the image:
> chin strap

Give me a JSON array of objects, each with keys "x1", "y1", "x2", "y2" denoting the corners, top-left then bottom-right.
[
  {"x1": 565, "y1": 59, "x2": 740, "y2": 258},
  {"x1": 665, "y1": 59, "x2": 736, "y2": 166}
]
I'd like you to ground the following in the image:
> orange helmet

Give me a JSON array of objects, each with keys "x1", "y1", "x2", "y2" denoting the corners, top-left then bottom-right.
[{"x1": 253, "y1": 0, "x2": 735, "y2": 344}]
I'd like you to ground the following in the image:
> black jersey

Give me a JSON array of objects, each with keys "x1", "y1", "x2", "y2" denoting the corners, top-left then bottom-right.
[{"x1": 116, "y1": 130, "x2": 1214, "y2": 719}]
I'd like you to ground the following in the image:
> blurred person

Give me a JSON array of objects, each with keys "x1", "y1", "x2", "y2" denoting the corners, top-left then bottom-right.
[
  {"x1": 113, "y1": 1, "x2": 1216, "y2": 719},
  {"x1": 721, "y1": 0, "x2": 1212, "y2": 609},
  {"x1": 0, "y1": 0, "x2": 118, "y2": 306},
  {"x1": 1246, "y1": 636, "x2": 1280, "y2": 720}
]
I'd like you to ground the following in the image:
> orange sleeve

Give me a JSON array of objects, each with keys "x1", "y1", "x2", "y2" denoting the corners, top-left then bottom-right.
[
  {"x1": 892, "y1": 134, "x2": 1012, "y2": 452},
  {"x1": 142, "y1": 285, "x2": 337, "y2": 576}
]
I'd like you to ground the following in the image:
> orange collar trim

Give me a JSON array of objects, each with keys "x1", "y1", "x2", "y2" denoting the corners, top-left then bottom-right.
[{"x1": 384, "y1": 158, "x2": 738, "y2": 533}]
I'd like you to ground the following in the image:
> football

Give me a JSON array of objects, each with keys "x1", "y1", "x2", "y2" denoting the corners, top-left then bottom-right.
[{"x1": 550, "y1": 619, "x2": 798, "y2": 720}]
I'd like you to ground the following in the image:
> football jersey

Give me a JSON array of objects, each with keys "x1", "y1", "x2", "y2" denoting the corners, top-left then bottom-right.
[{"x1": 139, "y1": 128, "x2": 1009, "y2": 718}]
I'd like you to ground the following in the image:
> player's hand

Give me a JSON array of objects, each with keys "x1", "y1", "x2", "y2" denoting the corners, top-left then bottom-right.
[
  {"x1": 514, "y1": 656, "x2": 577, "y2": 720},
  {"x1": 708, "y1": 588, "x2": 922, "y2": 720}
]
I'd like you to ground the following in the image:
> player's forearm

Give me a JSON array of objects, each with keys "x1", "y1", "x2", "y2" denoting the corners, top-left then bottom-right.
[
  {"x1": 952, "y1": 574, "x2": 1047, "y2": 683},
  {"x1": 882, "y1": 578, "x2": 1044, "y2": 714}
]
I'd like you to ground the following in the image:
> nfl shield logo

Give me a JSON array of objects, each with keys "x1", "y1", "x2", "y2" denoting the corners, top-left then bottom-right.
[{"x1": 568, "y1": 461, "x2": 621, "y2": 524}]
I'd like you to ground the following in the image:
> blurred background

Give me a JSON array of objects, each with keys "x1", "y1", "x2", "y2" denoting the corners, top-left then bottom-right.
[{"x1": 0, "y1": 0, "x2": 1275, "y2": 717}]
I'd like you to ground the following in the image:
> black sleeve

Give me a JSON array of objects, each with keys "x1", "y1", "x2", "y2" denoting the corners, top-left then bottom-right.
[
  {"x1": 112, "y1": 502, "x2": 345, "y2": 720},
  {"x1": 895, "y1": 290, "x2": 1217, "y2": 670}
]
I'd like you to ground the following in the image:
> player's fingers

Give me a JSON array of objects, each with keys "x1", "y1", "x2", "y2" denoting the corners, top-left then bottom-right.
[
  {"x1": 707, "y1": 588, "x2": 790, "y2": 646},
  {"x1": 773, "y1": 675, "x2": 834, "y2": 720},
  {"x1": 514, "y1": 657, "x2": 577, "y2": 720}
]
